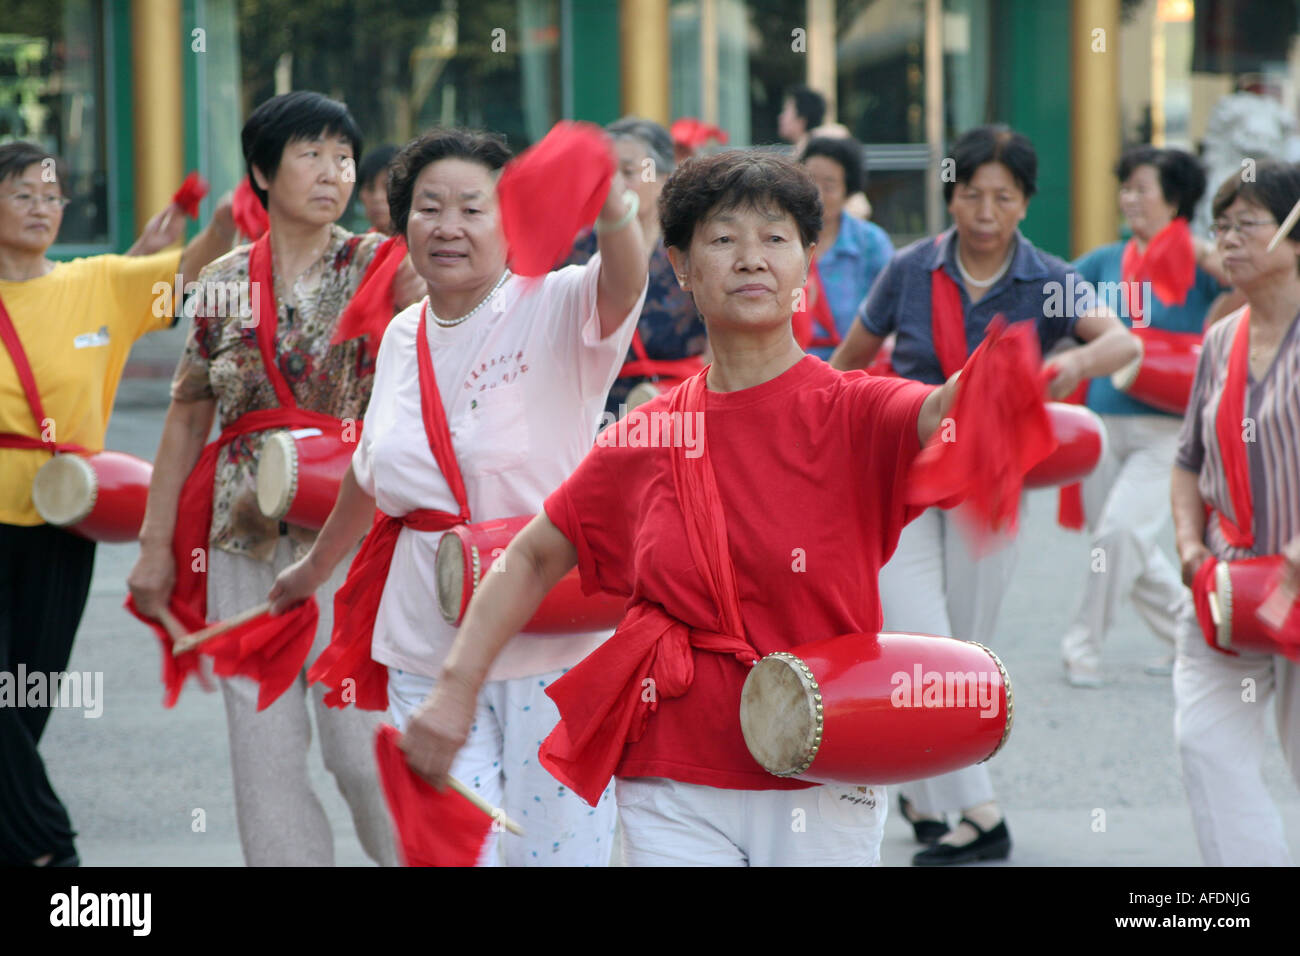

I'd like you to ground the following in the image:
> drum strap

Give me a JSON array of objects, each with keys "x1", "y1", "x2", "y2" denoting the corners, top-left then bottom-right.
[
  {"x1": 309, "y1": 303, "x2": 472, "y2": 710},
  {"x1": 618, "y1": 328, "x2": 706, "y2": 382},
  {"x1": 540, "y1": 366, "x2": 761, "y2": 806},
  {"x1": 799, "y1": 260, "x2": 841, "y2": 350},
  {"x1": 0, "y1": 293, "x2": 87, "y2": 454},
  {"x1": 1213, "y1": 310, "x2": 1254, "y2": 550},
  {"x1": 930, "y1": 252, "x2": 972, "y2": 380}
]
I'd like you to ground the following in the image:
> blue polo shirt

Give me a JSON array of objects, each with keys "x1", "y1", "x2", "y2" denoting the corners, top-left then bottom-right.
[
  {"x1": 810, "y1": 211, "x2": 894, "y2": 361},
  {"x1": 1072, "y1": 241, "x2": 1225, "y2": 417},
  {"x1": 857, "y1": 229, "x2": 1083, "y2": 385}
]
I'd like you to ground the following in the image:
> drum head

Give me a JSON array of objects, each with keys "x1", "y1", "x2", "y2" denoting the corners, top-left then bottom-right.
[
  {"x1": 739, "y1": 652, "x2": 821, "y2": 777},
  {"x1": 32, "y1": 454, "x2": 96, "y2": 526},
  {"x1": 1109, "y1": 336, "x2": 1145, "y2": 391},
  {"x1": 1214, "y1": 560, "x2": 1234, "y2": 649},
  {"x1": 624, "y1": 381, "x2": 661, "y2": 414},
  {"x1": 435, "y1": 532, "x2": 466, "y2": 625},
  {"x1": 255, "y1": 431, "x2": 297, "y2": 520}
]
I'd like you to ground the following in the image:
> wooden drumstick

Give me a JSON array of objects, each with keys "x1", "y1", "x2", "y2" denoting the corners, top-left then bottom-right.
[
  {"x1": 172, "y1": 600, "x2": 272, "y2": 655},
  {"x1": 445, "y1": 775, "x2": 525, "y2": 836},
  {"x1": 1266, "y1": 196, "x2": 1300, "y2": 253},
  {"x1": 156, "y1": 607, "x2": 189, "y2": 645}
]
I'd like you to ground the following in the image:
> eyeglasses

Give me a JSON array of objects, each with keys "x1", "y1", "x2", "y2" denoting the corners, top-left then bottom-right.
[
  {"x1": 1209, "y1": 218, "x2": 1276, "y2": 239},
  {"x1": 2, "y1": 192, "x2": 70, "y2": 211}
]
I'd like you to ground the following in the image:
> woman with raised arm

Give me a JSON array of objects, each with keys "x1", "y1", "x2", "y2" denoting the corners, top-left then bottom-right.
[
  {"x1": 0, "y1": 141, "x2": 234, "y2": 868},
  {"x1": 398, "y1": 150, "x2": 965, "y2": 867},
  {"x1": 268, "y1": 127, "x2": 649, "y2": 866}
]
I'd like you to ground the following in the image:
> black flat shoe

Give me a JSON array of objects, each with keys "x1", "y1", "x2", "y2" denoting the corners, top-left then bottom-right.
[
  {"x1": 898, "y1": 793, "x2": 950, "y2": 845},
  {"x1": 911, "y1": 817, "x2": 1011, "y2": 866}
]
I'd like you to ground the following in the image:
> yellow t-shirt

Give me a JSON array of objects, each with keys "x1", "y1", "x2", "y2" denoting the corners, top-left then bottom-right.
[{"x1": 0, "y1": 249, "x2": 182, "y2": 525}]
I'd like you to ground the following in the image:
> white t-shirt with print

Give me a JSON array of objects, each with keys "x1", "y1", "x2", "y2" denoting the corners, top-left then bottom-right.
[{"x1": 352, "y1": 254, "x2": 645, "y2": 681}]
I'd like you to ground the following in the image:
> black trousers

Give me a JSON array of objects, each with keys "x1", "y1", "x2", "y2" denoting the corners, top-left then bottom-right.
[{"x1": 0, "y1": 522, "x2": 95, "y2": 864}]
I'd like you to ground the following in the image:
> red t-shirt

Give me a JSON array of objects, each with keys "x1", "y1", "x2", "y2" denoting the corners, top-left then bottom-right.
[{"x1": 543, "y1": 355, "x2": 932, "y2": 791}]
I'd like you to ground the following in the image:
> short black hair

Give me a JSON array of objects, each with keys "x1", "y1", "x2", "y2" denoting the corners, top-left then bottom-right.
[
  {"x1": 0, "y1": 141, "x2": 66, "y2": 192},
  {"x1": 945, "y1": 124, "x2": 1038, "y2": 203},
  {"x1": 386, "y1": 127, "x2": 513, "y2": 236},
  {"x1": 1115, "y1": 145, "x2": 1206, "y2": 221},
  {"x1": 241, "y1": 91, "x2": 364, "y2": 209},
  {"x1": 784, "y1": 85, "x2": 827, "y2": 130},
  {"x1": 659, "y1": 150, "x2": 822, "y2": 252},
  {"x1": 1212, "y1": 159, "x2": 1300, "y2": 247},
  {"x1": 799, "y1": 135, "x2": 865, "y2": 196},
  {"x1": 357, "y1": 144, "x2": 399, "y2": 192}
]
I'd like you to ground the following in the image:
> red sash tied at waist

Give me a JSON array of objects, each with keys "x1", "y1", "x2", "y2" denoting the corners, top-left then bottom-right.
[
  {"x1": 0, "y1": 294, "x2": 89, "y2": 456},
  {"x1": 308, "y1": 506, "x2": 463, "y2": 710},
  {"x1": 125, "y1": 406, "x2": 343, "y2": 707},
  {"x1": 540, "y1": 601, "x2": 757, "y2": 806},
  {"x1": 540, "y1": 366, "x2": 758, "y2": 805},
  {"x1": 308, "y1": 302, "x2": 472, "y2": 711}
]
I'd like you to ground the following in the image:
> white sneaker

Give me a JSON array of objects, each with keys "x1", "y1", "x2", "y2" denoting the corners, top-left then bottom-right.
[{"x1": 1064, "y1": 660, "x2": 1105, "y2": 688}]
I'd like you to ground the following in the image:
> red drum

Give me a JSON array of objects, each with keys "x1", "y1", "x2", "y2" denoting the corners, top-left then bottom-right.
[
  {"x1": 1023, "y1": 403, "x2": 1107, "y2": 488},
  {"x1": 435, "y1": 515, "x2": 627, "y2": 634},
  {"x1": 256, "y1": 428, "x2": 354, "y2": 530},
  {"x1": 740, "y1": 631, "x2": 1013, "y2": 785},
  {"x1": 1110, "y1": 328, "x2": 1201, "y2": 415},
  {"x1": 31, "y1": 450, "x2": 153, "y2": 542},
  {"x1": 1207, "y1": 556, "x2": 1300, "y2": 660}
]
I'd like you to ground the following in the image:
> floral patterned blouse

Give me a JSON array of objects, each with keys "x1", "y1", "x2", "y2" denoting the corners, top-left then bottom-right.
[
  {"x1": 170, "y1": 225, "x2": 386, "y2": 562},
  {"x1": 564, "y1": 230, "x2": 708, "y2": 415}
]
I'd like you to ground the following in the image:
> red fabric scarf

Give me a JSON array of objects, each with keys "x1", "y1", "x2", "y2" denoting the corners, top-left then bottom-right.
[
  {"x1": 539, "y1": 367, "x2": 760, "y2": 807},
  {"x1": 617, "y1": 328, "x2": 706, "y2": 382},
  {"x1": 906, "y1": 318, "x2": 1058, "y2": 548},
  {"x1": 125, "y1": 234, "x2": 352, "y2": 709},
  {"x1": 331, "y1": 235, "x2": 407, "y2": 356},
  {"x1": 794, "y1": 260, "x2": 840, "y2": 350},
  {"x1": 1120, "y1": 217, "x2": 1196, "y2": 323},
  {"x1": 309, "y1": 303, "x2": 471, "y2": 710},
  {"x1": 373, "y1": 724, "x2": 492, "y2": 866},
  {"x1": 1055, "y1": 377, "x2": 1092, "y2": 532},
  {"x1": 930, "y1": 264, "x2": 972, "y2": 379},
  {"x1": 170, "y1": 171, "x2": 209, "y2": 219},
  {"x1": 0, "y1": 295, "x2": 88, "y2": 456},
  {"x1": 497, "y1": 121, "x2": 615, "y2": 276},
  {"x1": 1213, "y1": 310, "x2": 1255, "y2": 549},
  {"x1": 231, "y1": 177, "x2": 269, "y2": 242}
]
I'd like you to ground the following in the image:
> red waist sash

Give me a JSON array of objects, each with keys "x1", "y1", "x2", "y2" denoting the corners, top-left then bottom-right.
[
  {"x1": 618, "y1": 327, "x2": 705, "y2": 382},
  {"x1": 0, "y1": 293, "x2": 88, "y2": 457}
]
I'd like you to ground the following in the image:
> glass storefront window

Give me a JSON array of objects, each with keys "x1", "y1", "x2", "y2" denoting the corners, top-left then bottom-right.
[
  {"x1": 238, "y1": 0, "x2": 561, "y2": 229},
  {"x1": 0, "y1": 0, "x2": 110, "y2": 246},
  {"x1": 836, "y1": 0, "x2": 927, "y2": 145}
]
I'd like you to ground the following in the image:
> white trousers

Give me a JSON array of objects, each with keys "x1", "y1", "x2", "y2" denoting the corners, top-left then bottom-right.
[
  {"x1": 1173, "y1": 608, "x2": 1300, "y2": 865},
  {"x1": 615, "y1": 777, "x2": 887, "y2": 866},
  {"x1": 880, "y1": 507, "x2": 1018, "y2": 816},
  {"x1": 1061, "y1": 414, "x2": 1188, "y2": 669},
  {"x1": 388, "y1": 666, "x2": 617, "y2": 867},
  {"x1": 210, "y1": 538, "x2": 397, "y2": 867}
]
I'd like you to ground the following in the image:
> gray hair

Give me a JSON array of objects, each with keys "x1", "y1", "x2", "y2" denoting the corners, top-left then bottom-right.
[{"x1": 606, "y1": 116, "x2": 676, "y2": 178}]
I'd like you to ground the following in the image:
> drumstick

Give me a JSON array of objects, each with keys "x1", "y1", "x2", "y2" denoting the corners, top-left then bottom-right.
[
  {"x1": 446, "y1": 775, "x2": 525, "y2": 836},
  {"x1": 172, "y1": 601, "x2": 272, "y2": 655},
  {"x1": 1266, "y1": 196, "x2": 1300, "y2": 252},
  {"x1": 156, "y1": 607, "x2": 189, "y2": 645}
]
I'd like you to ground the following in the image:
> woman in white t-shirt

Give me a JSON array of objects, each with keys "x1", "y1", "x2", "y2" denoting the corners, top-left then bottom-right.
[{"x1": 269, "y1": 127, "x2": 648, "y2": 866}]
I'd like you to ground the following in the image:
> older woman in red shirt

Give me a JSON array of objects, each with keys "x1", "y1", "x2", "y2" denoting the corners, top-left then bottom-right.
[{"x1": 397, "y1": 150, "x2": 963, "y2": 866}]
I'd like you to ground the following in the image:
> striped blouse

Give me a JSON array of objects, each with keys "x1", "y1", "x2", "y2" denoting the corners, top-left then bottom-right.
[{"x1": 1175, "y1": 307, "x2": 1300, "y2": 561}]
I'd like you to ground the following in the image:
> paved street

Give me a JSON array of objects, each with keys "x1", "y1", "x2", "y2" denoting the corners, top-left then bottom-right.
[{"x1": 37, "y1": 328, "x2": 1300, "y2": 866}]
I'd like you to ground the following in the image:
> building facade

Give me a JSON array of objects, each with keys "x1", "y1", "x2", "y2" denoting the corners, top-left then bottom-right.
[{"x1": 2, "y1": 0, "x2": 1293, "y2": 261}]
